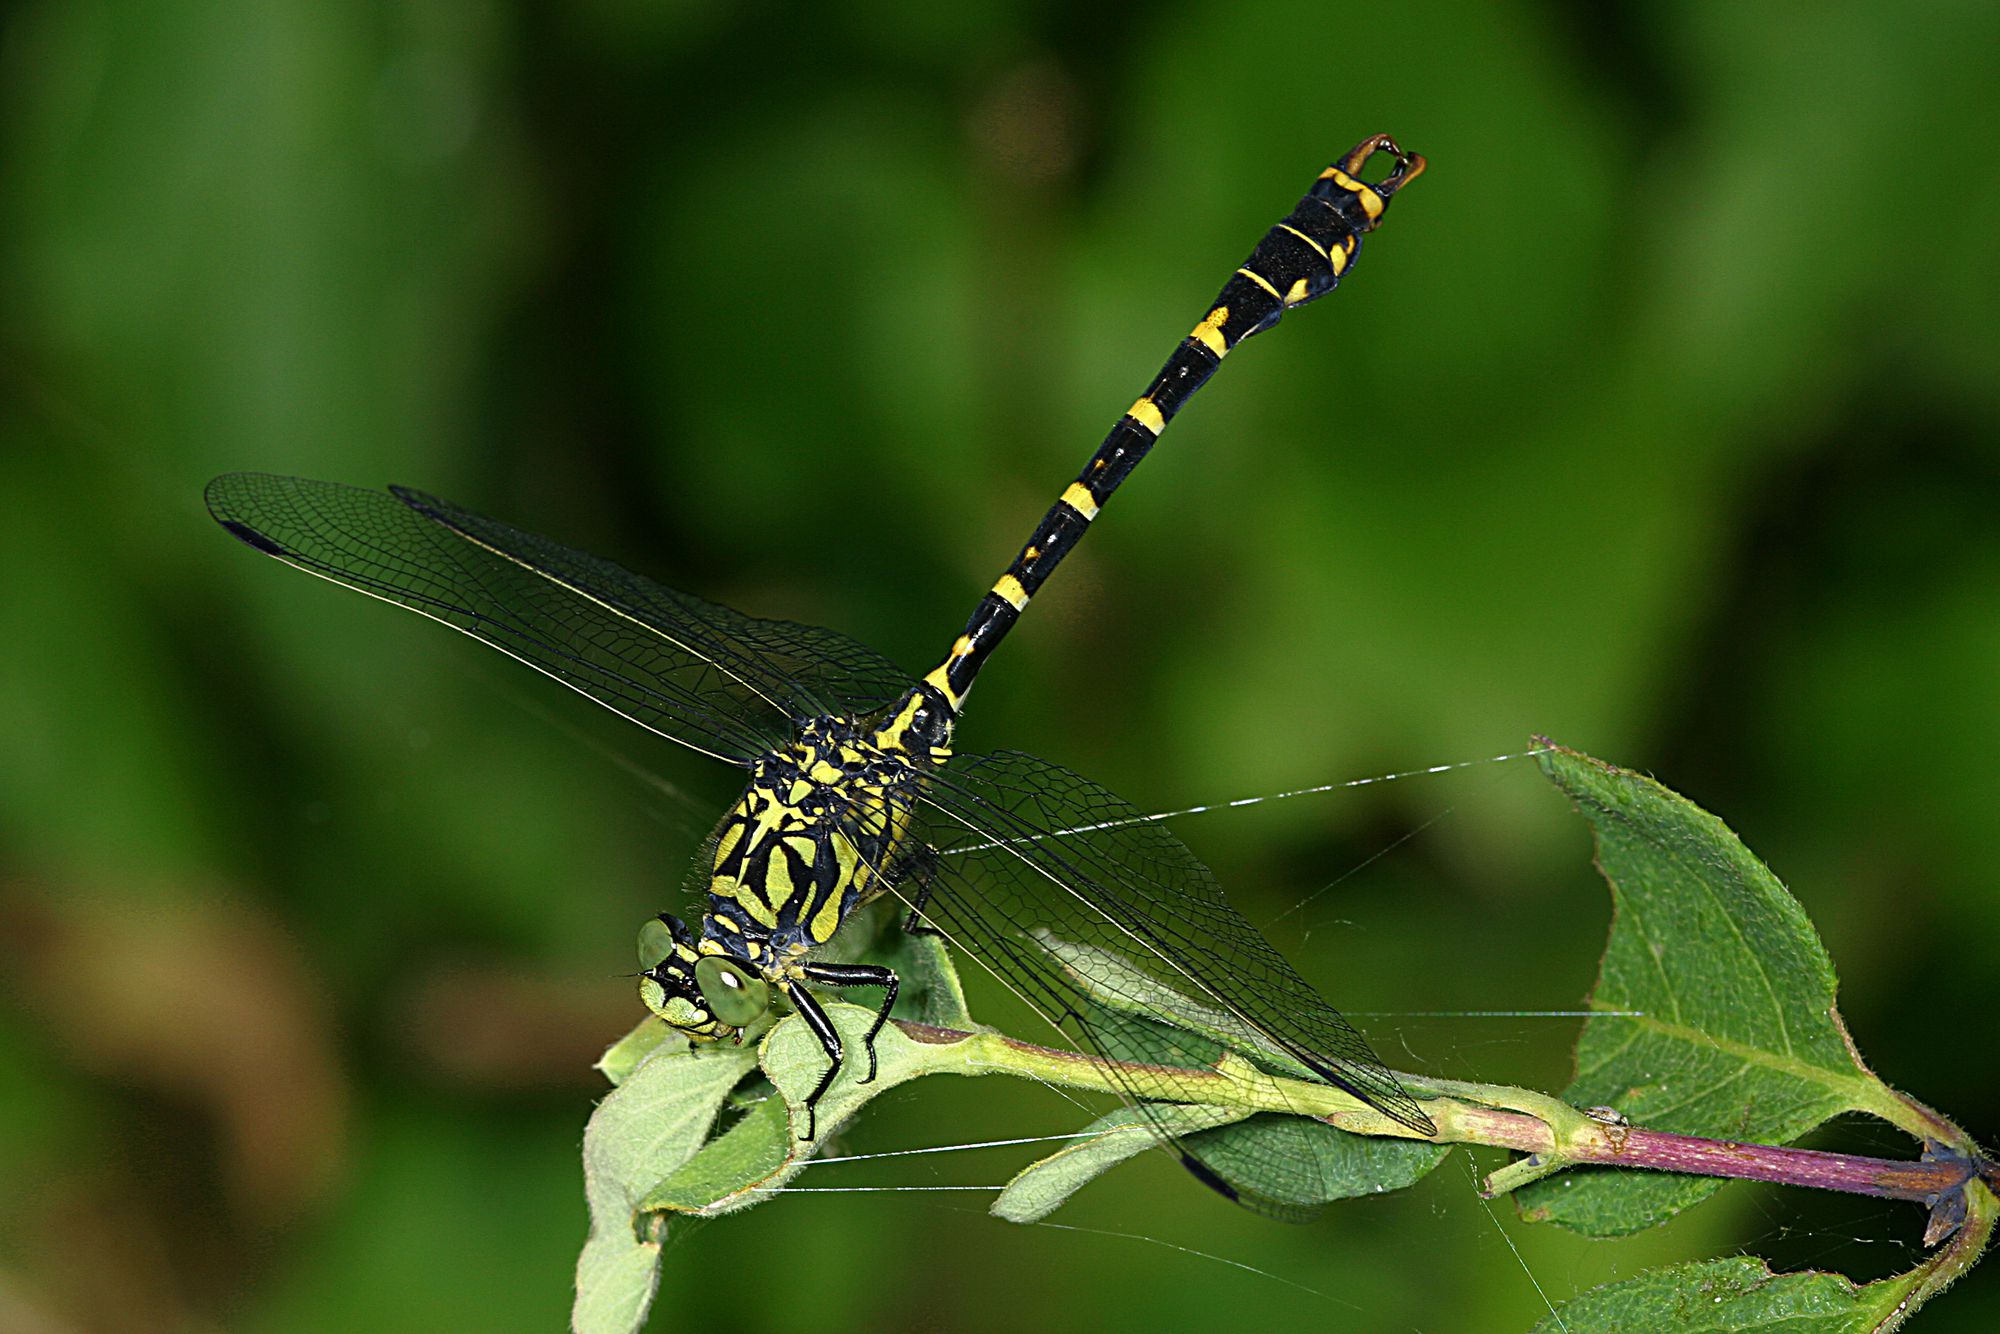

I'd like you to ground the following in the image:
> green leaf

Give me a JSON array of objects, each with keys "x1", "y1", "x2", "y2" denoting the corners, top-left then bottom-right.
[
  {"x1": 799, "y1": 900, "x2": 971, "y2": 1029},
  {"x1": 1088, "y1": 1010, "x2": 1229, "y2": 1073},
  {"x1": 1529, "y1": 1257, "x2": 1914, "y2": 1333},
  {"x1": 987, "y1": 935, "x2": 1450, "y2": 1219},
  {"x1": 1522, "y1": 746, "x2": 1885, "y2": 1235},
  {"x1": 993, "y1": 1104, "x2": 1251, "y2": 1223},
  {"x1": 993, "y1": 1103, "x2": 1452, "y2": 1224},
  {"x1": 613, "y1": 1006, "x2": 988, "y2": 1223},
  {"x1": 641, "y1": 1092, "x2": 794, "y2": 1215},
  {"x1": 759, "y1": 1003, "x2": 964, "y2": 1144},
  {"x1": 1181, "y1": 1114, "x2": 1452, "y2": 1213},
  {"x1": 878, "y1": 926, "x2": 974, "y2": 1029},
  {"x1": 637, "y1": 1005, "x2": 986, "y2": 1219},
  {"x1": 596, "y1": 1016, "x2": 684, "y2": 1088},
  {"x1": 1034, "y1": 933, "x2": 1310, "y2": 1078},
  {"x1": 572, "y1": 1043, "x2": 757, "y2": 1334}
]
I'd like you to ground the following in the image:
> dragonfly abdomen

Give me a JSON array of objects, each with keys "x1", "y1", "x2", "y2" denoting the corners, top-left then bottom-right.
[{"x1": 922, "y1": 136, "x2": 1425, "y2": 711}]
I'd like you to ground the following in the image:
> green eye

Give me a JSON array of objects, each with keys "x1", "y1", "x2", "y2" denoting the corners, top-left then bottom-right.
[
  {"x1": 694, "y1": 956, "x2": 770, "y2": 1027},
  {"x1": 637, "y1": 917, "x2": 677, "y2": 970}
]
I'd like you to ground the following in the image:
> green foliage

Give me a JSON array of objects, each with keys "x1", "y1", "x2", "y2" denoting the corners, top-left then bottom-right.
[
  {"x1": 992, "y1": 1104, "x2": 1249, "y2": 1224},
  {"x1": 596, "y1": 1019, "x2": 683, "y2": 1087},
  {"x1": 574, "y1": 745, "x2": 1989, "y2": 1333},
  {"x1": 640, "y1": 1093, "x2": 790, "y2": 1216},
  {"x1": 1533, "y1": 1258, "x2": 1925, "y2": 1334},
  {"x1": 1037, "y1": 934, "x2": 1293, "y2": 1074},
  {"x1": 753, "y1": 1005, "x2": 949, "y2": 1174},
  {"x1": 575, "y1": 1044, "x2": 756, "y2": 1334},
  {"x1": 9, "y1": 3, "x2": 2000, "y2": 1332},
  {"x1": 868, "y1": 921, "x2": 973, "y2": 1030},
  {"x1": 1191, "y1": 1114, "x2": 1452, "y2": 1207},
  {"x1": 1517, "y1": 746, "x2": 1907, "y2": 1235}
]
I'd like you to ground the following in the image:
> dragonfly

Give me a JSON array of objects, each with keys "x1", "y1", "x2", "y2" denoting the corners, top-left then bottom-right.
[{"x1": 207, "y1": 134, "x2": 1435, "y2": 1218}]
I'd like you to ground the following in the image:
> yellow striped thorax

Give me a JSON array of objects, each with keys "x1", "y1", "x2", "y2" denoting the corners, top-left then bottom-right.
[
  {"x1": 711, "y1": 726, "x2": 915, "y2": 933},
  {"x1": 639, "y1": 686, "x2": 953, "y2": 1040}
]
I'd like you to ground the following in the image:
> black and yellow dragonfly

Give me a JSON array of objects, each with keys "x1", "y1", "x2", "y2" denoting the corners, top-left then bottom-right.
[{"x1": 207, "y1": 135, "x2": 1434, "y2": 1217}]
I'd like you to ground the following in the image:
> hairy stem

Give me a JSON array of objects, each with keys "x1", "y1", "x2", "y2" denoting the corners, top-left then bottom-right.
[{"x1": 893, "y1": 1018, "x2": 1987, "y2": 1229}]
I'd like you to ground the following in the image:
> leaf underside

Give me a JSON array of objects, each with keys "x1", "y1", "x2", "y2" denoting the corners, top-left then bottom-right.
[{"x1": 573, "y1": 1044, "x2": 757, "y2": 1334}]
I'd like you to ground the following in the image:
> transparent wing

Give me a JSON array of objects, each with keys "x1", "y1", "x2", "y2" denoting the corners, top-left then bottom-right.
[
  {"x1": 206, "y1": 474, "x2": 912, "y2": 764},
  {"x1": 906, "y1": 748, "x2": 1433, "y2": 1215}
]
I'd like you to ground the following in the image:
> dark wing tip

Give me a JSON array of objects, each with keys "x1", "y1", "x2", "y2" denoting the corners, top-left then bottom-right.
[
  {"x1": 217, "y1": 517, "x2": 291, "y2": 558},
  {"x1": 1388, "y1": 1104, "x2": 1439, "y2": 1139},
  {"x1": 1180, "y1": 1152, "x2": 1240, "y2": 1202},
  {"x1": 388, "y1": 485, "x2": 447, "y2": 521},
  {"x1": 205, "y1": 473, "x2": 292, "y2": 556},
  {"x1": 1344, "y1": 1067, "x2": 1437, "y2": 1138},
  {"x1": 1182, "y1": 1148, "x2": 1325, "y2": 1223},
  {"x1": 1301, "y1": 1054, "x2": 1435, "y2": 1138}
]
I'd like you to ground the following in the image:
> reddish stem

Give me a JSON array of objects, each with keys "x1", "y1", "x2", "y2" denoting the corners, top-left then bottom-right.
[
  {"x1": 1574, "y1": 1128, "x2": 1975, "y2": 1204},
  {"x1": 896, "y1": 1018, "x2": 1988, "y2": 1224}
]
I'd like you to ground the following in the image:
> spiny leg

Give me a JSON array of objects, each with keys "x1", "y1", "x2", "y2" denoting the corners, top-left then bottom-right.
[
  {"x1": 783, "y1": 966, "x2": 901, "y2": 1140},
  {"x1": 785, "y1": 982, "x2": 842, "y2": 1141},
  {"x1": 898, "y1": 847, "x2": 946, "y2": 939},
  {"x1": 798, "y1": 962, "x2": 899, "y2": 1084}
]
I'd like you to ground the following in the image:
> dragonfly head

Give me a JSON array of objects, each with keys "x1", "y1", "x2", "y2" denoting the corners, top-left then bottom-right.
[{"x1": 637, "y1": 913, "x2": 771, "y2": 1040}]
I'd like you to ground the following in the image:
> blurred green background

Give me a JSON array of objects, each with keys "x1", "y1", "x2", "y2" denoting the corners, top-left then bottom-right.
[{"x1": 4, "y1": 1, "x2": 1997, "y2": 1330}]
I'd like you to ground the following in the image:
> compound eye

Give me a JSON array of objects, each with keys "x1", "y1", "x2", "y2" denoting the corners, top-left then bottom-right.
[
  {"x1": 693, "y1": 956, "x2": 770, "y2": 1028},
  {"x1": 636, "y1": 916, "x2": 678, "y2": 970}
]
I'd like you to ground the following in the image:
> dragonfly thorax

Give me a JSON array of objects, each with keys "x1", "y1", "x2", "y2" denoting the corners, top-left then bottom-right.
[{"x1": 703, "y1": 716, "x2": 925, "y2": 956}]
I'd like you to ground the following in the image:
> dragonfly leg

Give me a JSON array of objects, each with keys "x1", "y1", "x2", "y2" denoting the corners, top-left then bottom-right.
[
  {"x1": 798, "y1": 962, "x2": 898, "y2": 1085},
  {"x1": 786, "y1": 982, "x2": 841, "y2": 1141},
  {"x1": 898, "y1": 849, "x2": 946, "y2": 938}
]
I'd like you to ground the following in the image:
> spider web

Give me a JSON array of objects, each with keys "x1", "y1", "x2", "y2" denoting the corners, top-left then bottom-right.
[{"x1": 901, "y1": 748, "x2": 1434, "y2": 1217}]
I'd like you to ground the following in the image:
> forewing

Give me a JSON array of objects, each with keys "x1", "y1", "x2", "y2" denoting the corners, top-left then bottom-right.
[
  {"x1": 907, "y1": 748, "x2": 1432, "y2": 1209},
  {"x1": 396, "y1": 486, "x2": 911, "y2": 722},
  {"x1": 206, "y1": 474, "x2": 912, "y2": 764}
]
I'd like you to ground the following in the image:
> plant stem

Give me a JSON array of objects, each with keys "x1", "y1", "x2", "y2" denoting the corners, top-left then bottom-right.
[
  {"x1": 893, "y1": 1018, "x2": 1986, "y2": 1228},
  {"x1": 1503, "y1": 1122, "x2": 1979, "y2": 1205}
]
